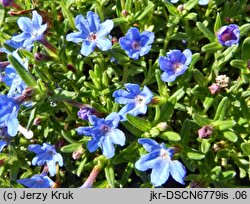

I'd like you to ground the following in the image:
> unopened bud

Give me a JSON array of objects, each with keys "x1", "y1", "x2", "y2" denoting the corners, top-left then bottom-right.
[
  {"x1": 33, "y1": 117, "x2": 42, "y2": 126},
  {"x1": 77, "y1": 107, "x2": 96, "y2": 120},
  {"x1": 198, "y1": 125, "x2": 213, "y2": 139},
  {"x1": 156, "y1": 122, "x2": 168, "y2": 131},
  {"x1": 177, "y1": 4, "x2": 184, "y2": 12},
  {"x1": 121, "y1": 10, "x2": 129, "y2": 17},
  {"x1": 215, "y1": 75, "x2": 230, "y2": 88},
  {"x1": 212, "y1": 140, "x2": 226, "y2": 152},
  {"x1": 208, "y1": 83, "x2": 220, "y2": 95},
  {"x1": 111, "y1": 37, "x2": 118, "y2": 45},
  {"x1": 72, "y1": 147, "x2": 85, "y2": 160},
  {"x1": 34, "y1": 52, "x2": 51, "y2": 61}
]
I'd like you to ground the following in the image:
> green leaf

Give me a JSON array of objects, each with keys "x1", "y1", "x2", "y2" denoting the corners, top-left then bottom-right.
[
  {"x1": 218, "y1": 45, "x2": 239, "y2": 67},
  {"x1": 214, "y1": 12, "x2": 222, "y2": 34},
  {"x1": 239, "y1": 98, "x2": 250, "y2": 120},
  {"x1": 76, "y1": 156, "x2": 88, "y2": 177},
  {"x1": 221, "y1": 170, "x2": 236, "y2": 180},
  {"x1": 160, "y1": 131, "x2": 181, "y2": 142},
  {"x1": 180, "y1": 119, "x2": 190, "y2": 144},
  {"x1": 8, "y1": 54, "x2": 37, "y2": 87},
  {"x1": 120, "y1": 162, "x2": 134, "y2": 187},
  {"x1": 126, "y1": 114, "x2": 151, "y2": 132},
  {"x1": 213, "y1": 97, "x2": 230, "y2": 120},
  {"x1": 157, "y1": 98, "x2": 176, "y2": 123},
  {"x1": 201, "y1": 140, "x2": 211, "y2": 154},
  {"x1": 122, "y1": 121, "x2": 143, "y2": 137},
  {"x1": 223, "y1": 131, "x2": 238, "y2": 143},
  {"x1": 61, "y1": 143, "x2": 82, "y2": 153},
  {"x1": 132, "y1": 3, "x2": 154, "y2": 22},
  {"x1": 196, "y1": 22, "x2": 215, "y2": 42},
  {"x1": 242, "y1": 37, "x2": 250, "y2": 61},
  {"x1": 239, "y1": 23, "x2": 250, "y2": 37},
  {"x1": 201, "y1": 42, "x2": 223, "y2": 52},
  {"x1": 26, "y1": 107, "x2": 38, "y2": 130},
  {"x1": 212, "y1": 120, "x2": 236, "y2": 130},
  {"x1": 192, "y1": 113, "x2": 211, "y2": 126},
  {"x1": 193, "y1": 69, "x2": 206, "y2": 86},
  {"x1": 163, "y1": 0, "x2": 178, "y2": 15},
  {"x1": 184, "y1": 0, "x2": 199, "y2": 11},
  {"x1": 230, "y1": 59, "x2": 247, "y2": 70},
  {"x1": 60, "y1": 1, "x2": 75, "y2": 29},
  {"x1": 187, "y1": 151, "x2": 205, "y2": 160},
  {"x1": 125, "y1": 0, "x2": 133, "y2": 11},
  {"x1": 50, "y1": 89, "x2": 77, "y2": 101},
  {"x1": 104, "y1": 164, "x2": 115, "y2": 187},
  {"x1": 241, "y1": 143, "x2": 250, "y2": 155},
  {"x1": 155, "y1": 69, "x2": 168, "y2": 97}
]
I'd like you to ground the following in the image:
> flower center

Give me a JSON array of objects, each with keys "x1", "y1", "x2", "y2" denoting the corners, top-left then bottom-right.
[
  {"x1": 101, "y1": 125, "x2": 110, "y2": 134},
  {"x1": 47, "y1": 150, "x2": 54, "y2": 156},
  {"x1": 131, "y1": 41, "x2": 141, "y2": 50},
  {"x1": 135, "y1": 95, "x2": 145, "y2": 106},
  {"x1": 173, "y1": 62, "x2": 182, "y2": 71},
  {"x1": 221, "y1": 31, "x2": 235, "y2": 42},
  {"x1": 32, "y1": 30, "x2": 38, "y2": 38},
  {"x1": 88, "y1": 32, "x2": 97, "y2": 41},
  {"x1": 160, "y1": 149, "x2": 171, "y2": 161}
]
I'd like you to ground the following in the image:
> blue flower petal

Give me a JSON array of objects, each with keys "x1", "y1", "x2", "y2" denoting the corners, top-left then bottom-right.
[
  {"x1": 135, "y1": 151, "x2": 161, "y2": 171},
  {"x1": 87, "y1": 136, "x2": 101, "y2": 152},
  {"x1": 102, "y1": 135, "x2": 115, "y2": 159},
  {"x1": 138, "y1": 138, "x2": 161, "y2": 152},
  {"x1": 6, "y1": 117, "x2": 18, "y2": 137},
  {"x1": 46, "y1": 160, "x2": 56, "y2": 176},
  {"x1": 151, "y1": 160, "x2": 170, "y2": 187},
  {"x1": 108, "y1": 129, "x2": 125, "y2": 146},
  {"x1": 86, "y1": 11, "x2": 100, "y2": 32},
  {"x1": 97, "y1": 19, "x2": 114, "y2": 37},
  {"x1": 66, "y1": 32, "x2": 84, "y2": 43},
  {"x1": 17, "y1": 17, "x2": 33, "y2": 33},
  {"x1": 169, "y1": 160, "x2": 186, "y2": 185},
  {"x1": 0, "y1": 140, "x2": 7, "y2": 152},
  {"x1": 80, "y1": 40, "x2": 96, "y2": 56},
  {"x1": 32, "y1": 11, "x2": 43, "y2": 30},
  {"x1": 198, "y1": 0, "x2": 209, "y2": 5},
  {"x1": 183, "y1": 49, "x2": 192, "y2": 65},
  {"x1": 75, "y1": 15, "x2": 90, "y2": 35},
  {"x1": 96, "y1": 37, "x2": 112, "y2": 51},
  {"x1": 12, "y1": 32, "x2": 31, "y2": 42}
]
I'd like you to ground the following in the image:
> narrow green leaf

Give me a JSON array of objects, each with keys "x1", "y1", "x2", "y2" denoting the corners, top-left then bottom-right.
[
  {"x1": 214, "y1": 12, "x2": 222, "y2": 34},
  {"x1": 242, "y1": 37, "x2": 250, "y2": 61},
  {"x1": 241, "y1": 143, "x2": 250, "y2": 155},
  {"x1": 184, "y1": 0, "x2": 199, "y2": 11},
  {"x1": 60, "y1": 1, "x2": 75, "y2": 29},
  {"x1": 193, "y1": 69, "x2": 206, "y2": 86},
  {"x1": 76, "y1": 156, "x2": 88, "y2": 177},
  {"x1": 212, "y1": 120, "x2": 236, "y2": 130},
  {"x1": 230, "y1": 59, "x2": 247, "y2": 70},
  {"x1": 192, "y1": 113, "x2": 211, "y2": 126},
  {"x1": 239, "y1": 23, "x2": 250, "y2": 37},
  {"x1": 120, "y1": 162, "x2": 134, "y2": 186},
  {"x1": 239, "y1": 98, "x2": 250, "y2": 120},
  {"x1": 125, "y1": 0, "x2": 133, "y2": 11},
  {"x1": 180, "y1": 119, "x2": 190, "y2": 144},
  {"x1": 213, "y1": 97, "x2": 230, "y2": 120},
  {"x1": 187, "y1": 151, "x2": 205, "y2": 160},
  {"x1": 132, "y1": 3, "x2": 154, "y2": 22},
  {"x1": 122, "y1": 121, "x2": 143, "y2": 137},
  {"x1": 61, "y1": 143, "x2": 82, "y2": 153},
  {"x1": 126, "y1": 114, "x2": 151, "y2": 132},
  {"x1": 223, "y1": 131, "x2": 238, "y2": 143},
  {"x1": 26, "y1": 107, "x2": 38, "y2": 130},
  {"x1": 160, "y1": 131, "x2": 181, "y2": 141},
  {"x1": 8, "y1": 54, "x2": 37, "y2": 87},
  {"x1": 104, "y1": 164, "x2": 115, "y2": 187},
  {"x1": 50, "y1": 89, "x2": 77, "y2": 101},
  {"x1": 158, "y1": 98, "x2": 176, "y2": 123},
  {"x1": 163, "y1": 1, "x2": 178, "y2": 15},
  {"x1": 221, "y1": 170, "x2": 236, "y2": 180},
  {"x1": 201, "y1": 140, "x2": 211, "y2": 154},
  {"x1": 218, "y1": 45, "x2": 238, "y2": 67},
  {"x1": 196, "y1": 22, "x2": 215, "y2": 42},
  {"x1": 201, "y1": 42, "x2": 223, "y2": 52}
]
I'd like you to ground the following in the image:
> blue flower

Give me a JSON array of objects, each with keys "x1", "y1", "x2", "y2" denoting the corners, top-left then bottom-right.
[
  {"x1": 159, "y1": 49, "x2": 192, "y2": 82},
  {"x1": 17, "y1": 173, "x2": 54, "y2": 188},
  {"x1": 217, "y1": 24, "x2": 240, "y2": 47},
  {"x1": 1, "y1": 51, "x2": 28, "y2": 98},
  {"x1": 0, "y1": 95, "x2": 20, "y2": 137},
  {"x1": 12, "y1": 10, "x2": 47, "y2": 48},
  {"x1": 0, "y1": 127, "x2": 10, "y2": 152},
  {"x1": 28, "y1": 143, "x2": 63, "y2": 176},
  {"x1": 76, "y1": 112, "x2": 125, "y2": 159},
  {"x1": 119, "y1": 27, "x2": 155, "y2": 60},
  {"x1": 66, "y1": 11, "x2": 114, "y2": 56},
  {"x1": 135, "y1": 138, "x2": 186, "y2": 187},
  {"x1": 112, "y1": 83, "x2": 153, "y2": 121}
]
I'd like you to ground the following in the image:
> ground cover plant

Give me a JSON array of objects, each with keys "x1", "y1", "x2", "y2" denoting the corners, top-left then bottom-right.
[{"x1": 0, "y1": 0, "x2": 249, "y2": 188}]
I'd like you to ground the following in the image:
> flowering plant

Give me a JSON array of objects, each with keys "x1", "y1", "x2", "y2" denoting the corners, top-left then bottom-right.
[{"x1": 0, "y1": 0, "x2": 249, "y2": 189}]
